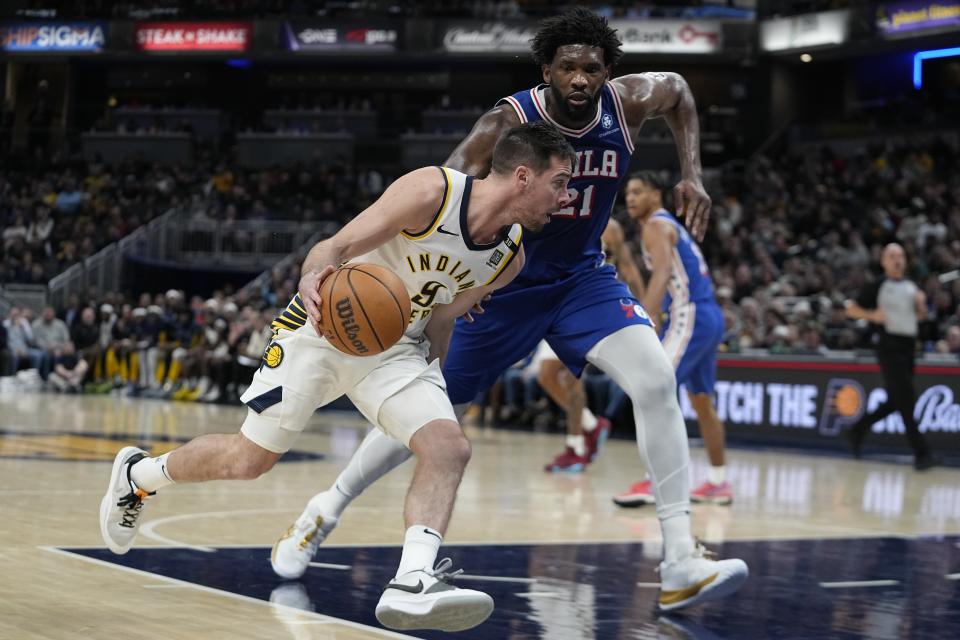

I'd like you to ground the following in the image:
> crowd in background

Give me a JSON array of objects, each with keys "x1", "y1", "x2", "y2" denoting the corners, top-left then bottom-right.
[
  {"x1": 666, "y1": 137, "x2": 958, "y2": 356},
  {"x1": 3, "y1": 133, "x2": 959, "y2": 402},
  {"x1": 1, "y1": 284, "x2": 288, "y2": 401},
  {"x1": 0, "y1": 157, "x2": 385, "y2": 285}
]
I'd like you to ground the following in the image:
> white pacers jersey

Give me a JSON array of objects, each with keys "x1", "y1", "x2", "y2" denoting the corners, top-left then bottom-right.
[{"x1": 270, "y1": 167, "x2": 522, "y2": 341}]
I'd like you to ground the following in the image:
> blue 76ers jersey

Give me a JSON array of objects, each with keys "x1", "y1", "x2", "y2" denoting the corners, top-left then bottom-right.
[
  {"x1": 644, "y1": 209, "x2": 716, "y2": 311},
  {"x1": 497, "y1": 83, "x2": 634, "y2": 285}
]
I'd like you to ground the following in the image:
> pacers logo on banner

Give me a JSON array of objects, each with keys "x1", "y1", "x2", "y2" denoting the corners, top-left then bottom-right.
[{"x1": 819, "y1": 378, "x2": 865, "y2": 436}]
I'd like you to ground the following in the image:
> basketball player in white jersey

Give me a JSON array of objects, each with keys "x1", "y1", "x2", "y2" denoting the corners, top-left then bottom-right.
[
  {"x1": 277, "y1": 8, "x2": 747, "y2": 613},
  {"x1": 99, "y1": 121, "x2": 575, "y2": 632}
]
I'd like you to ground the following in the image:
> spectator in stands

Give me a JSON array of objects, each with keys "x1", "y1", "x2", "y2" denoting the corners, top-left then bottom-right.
[
  {"x1": 4, "y1": 307, "x2": 48, "y2": 377},
  {"x1": 936, "y1": 325, "x2": 960, "y2": 356},
  {"x1": 32, "y1": 306, "x2": 71, "y2": 368},
  {"x1": 70, "y1": 307, "x2": 101, "y2": 384},
  {"x1": 0, "y1": 321, "x2": 9, "y2": 376}
]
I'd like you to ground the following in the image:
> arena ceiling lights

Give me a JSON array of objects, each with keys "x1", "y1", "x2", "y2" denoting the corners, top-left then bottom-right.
[{"x1": 759, "y1": 9, "x2": 851, "y2": 53}]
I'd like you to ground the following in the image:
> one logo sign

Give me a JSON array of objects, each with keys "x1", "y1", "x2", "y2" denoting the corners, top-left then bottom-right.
[
  {"x1": 284, "y1": 22, "x2": 398, "y2": 51},
  {"x1": 262, "y1": 342, "x2": 284, "y2": 369}
]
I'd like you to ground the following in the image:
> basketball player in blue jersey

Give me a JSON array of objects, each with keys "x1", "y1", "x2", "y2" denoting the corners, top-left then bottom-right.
[
  {"x1": 281, "y1": 8, "x2": 747, "y2": 611},
  {"x1": 540, "y1": 217, "x2": 645, "y2": 473},
  {"x1": 100, "y1": 122, "x2": 576, "y2": 632},
  {"x1": 613, "y1": 173, "x2": 732, "y2": 508}
]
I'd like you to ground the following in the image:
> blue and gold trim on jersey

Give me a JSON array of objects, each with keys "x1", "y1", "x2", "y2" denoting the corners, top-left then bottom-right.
[
  {"x1": 270, "y1": 294, "x2": 309, "y2": 333},
  {"x1": 484, "y1": 226, "x2": 523, "y2": 285},
  {"x1": 401, "y1": 167, "x2": 451, "y2": 240}
]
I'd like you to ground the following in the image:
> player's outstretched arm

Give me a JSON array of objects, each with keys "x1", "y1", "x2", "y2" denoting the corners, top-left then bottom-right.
[
  {"x1": 640, "y1": 218, "x2": 676, "y2": 331},
  {"x1": 602, "y1": 219, "x2": 646, "y2": 300},
  {"x1": 443, "y1": 104, "x2": 521, "y2": 178},
  {"x1": 424, "y1": 246, "x2": 525, "y2": 367},
  {"x1": 614, "y1": 72, "x2": 712, "y2": 241},
  {"x1": 298, "y1": 167, "x2": 445, "y2": 332}
]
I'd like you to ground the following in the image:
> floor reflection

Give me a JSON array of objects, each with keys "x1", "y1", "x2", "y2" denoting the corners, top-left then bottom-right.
[{"x1": 67, "y1": 535, "x2": 960, "y2": 639}]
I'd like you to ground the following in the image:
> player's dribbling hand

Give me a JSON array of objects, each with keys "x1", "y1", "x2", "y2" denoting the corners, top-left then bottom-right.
[
  {"x1": 298, "y1": 265, "x2": 336, "y2": 333},
  {"x1": 674, "y1": 179, "x2": 711, "y2": 242},
  {"x1": 461, "y1": 294, "x2": 492, "y2": 323}
]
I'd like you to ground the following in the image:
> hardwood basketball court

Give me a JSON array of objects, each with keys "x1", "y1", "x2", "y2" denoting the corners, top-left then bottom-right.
[{"x1": 2, "y1": 392, "x2": 958, "y2": 639}]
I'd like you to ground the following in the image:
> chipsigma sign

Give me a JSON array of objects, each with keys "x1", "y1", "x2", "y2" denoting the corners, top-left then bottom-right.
[{"x1": 0, "y1": 22, "x2": 106, "y2": 52}]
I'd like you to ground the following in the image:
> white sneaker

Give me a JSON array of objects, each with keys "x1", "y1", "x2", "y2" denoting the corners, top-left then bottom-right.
[
  {"x1": 658, "y1": 543, "x2": 748, "y2": 611},
  {"x1": 271, "y1": 502, "x2": 339, "y2": 579},
  {"x1": 375, "y1": 558, "x2": 494, "y2": 632},
  {"x1": 99, "y1": 446, "x2": 154, "y2": 555}
]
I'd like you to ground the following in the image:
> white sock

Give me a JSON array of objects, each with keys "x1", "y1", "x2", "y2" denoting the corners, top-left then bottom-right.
[
  {"x1": 130, "y1": 452, "x2": 175, "y2": 493},
  {"x1": 308, "y1": 486, "x2": 352, "y2": 521},
  {"x1": 581, "y1": 409, "x2": 598, "y2": 432},
  {"x1": 566, "y1": 434, "x2": 586, "y2": 457},
  {"x1": 661, "y1": 513, "x2": 695, "y2": 564},
  {"x1": 395, "y1": 525, "x2": 442, "y2": 579},
  {"x1": 708, "y1": 465, "x2": 726, "y2": 485}
]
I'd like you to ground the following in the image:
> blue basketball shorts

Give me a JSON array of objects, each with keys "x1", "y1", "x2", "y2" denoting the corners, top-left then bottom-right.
[
  {"x1": 443, "y1": 265, "x2": 654, "y2": 405},
  {"x1": 661, "y1": 301, "x2": 724, "y2": 395}
]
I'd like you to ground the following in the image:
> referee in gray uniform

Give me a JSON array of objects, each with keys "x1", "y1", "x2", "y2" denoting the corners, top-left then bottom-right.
[{"x1": 844, "y1": 243, "x2": 934, "y2": 470}]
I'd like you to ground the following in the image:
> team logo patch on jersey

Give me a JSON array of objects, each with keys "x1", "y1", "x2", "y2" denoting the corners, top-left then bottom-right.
[
  {"x1": 620, "y1": 299, "x2": 651, "y2": 321},
  {"x1": 487, "y1": 249, "x2": 505, "y2": 268},
  {"x1": 602, "y1": 113, "x2": 613, "y2": 129},
  {"x1": 262, "y1": 342, "x2": 284, "y2": 369}
]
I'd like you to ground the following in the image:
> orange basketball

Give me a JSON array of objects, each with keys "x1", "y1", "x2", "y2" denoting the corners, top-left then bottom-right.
[{"x1": 318, "y1": 263, "x2": 411, "y2": 356}]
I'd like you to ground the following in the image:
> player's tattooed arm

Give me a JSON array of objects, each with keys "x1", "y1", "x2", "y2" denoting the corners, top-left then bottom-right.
[
  {"x1": 444, "y1": 104, "x2": 521, "y2": 178},
  {"x1": 425, "y1": 246, "x2": 525, "y2": 366},
  {"x1": 613, "y1": 72, "x2": 712, "y2": 242},
  {"x1": 639, "y1": 218, "x2": 677, "y2": 333},
  {"x1": 298, "y1": 167, "x2": 444, "y2": 331}
]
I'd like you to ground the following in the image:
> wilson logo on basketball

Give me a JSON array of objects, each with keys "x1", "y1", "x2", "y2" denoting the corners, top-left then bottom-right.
[{"x1": 335, "y1": 297, "x2": 370, "y2": 354}]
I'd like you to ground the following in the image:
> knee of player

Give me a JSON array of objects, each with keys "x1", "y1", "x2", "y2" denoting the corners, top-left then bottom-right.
[
  {"x1": 416, "y1": 421, "x2": 472, "y2": 467},
  {"x1": 449, "y1": 431, "x2": 472, "y2": 467},
  {"x1": 627, "y1": 366, "x2": 676, "y2": 405},
  {"x1": 230, "y1": 449, "x2": 277, "y2": 479}
]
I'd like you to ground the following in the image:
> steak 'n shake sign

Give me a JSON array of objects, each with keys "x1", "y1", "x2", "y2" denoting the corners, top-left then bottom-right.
[{"x1": 135, "y1": 22, "x2": 251, "y2": 52}]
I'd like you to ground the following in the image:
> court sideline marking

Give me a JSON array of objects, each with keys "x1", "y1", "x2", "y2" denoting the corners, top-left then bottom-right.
[{"x1": 39, "y1": 545, "x2": 419, "y2": 640}]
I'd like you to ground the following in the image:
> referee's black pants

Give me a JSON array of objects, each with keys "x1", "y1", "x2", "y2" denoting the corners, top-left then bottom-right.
[{"x1": 851, "y1": 345, "x2": 930, "y2": 457}]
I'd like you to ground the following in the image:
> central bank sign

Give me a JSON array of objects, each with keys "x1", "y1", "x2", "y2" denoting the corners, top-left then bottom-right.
[
  {"x1": 440, "y1": 20, "x2": 721, "y2": 54},
  {"x1": 610, "y1": 20, "x2": 722, "y2": 54}
]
